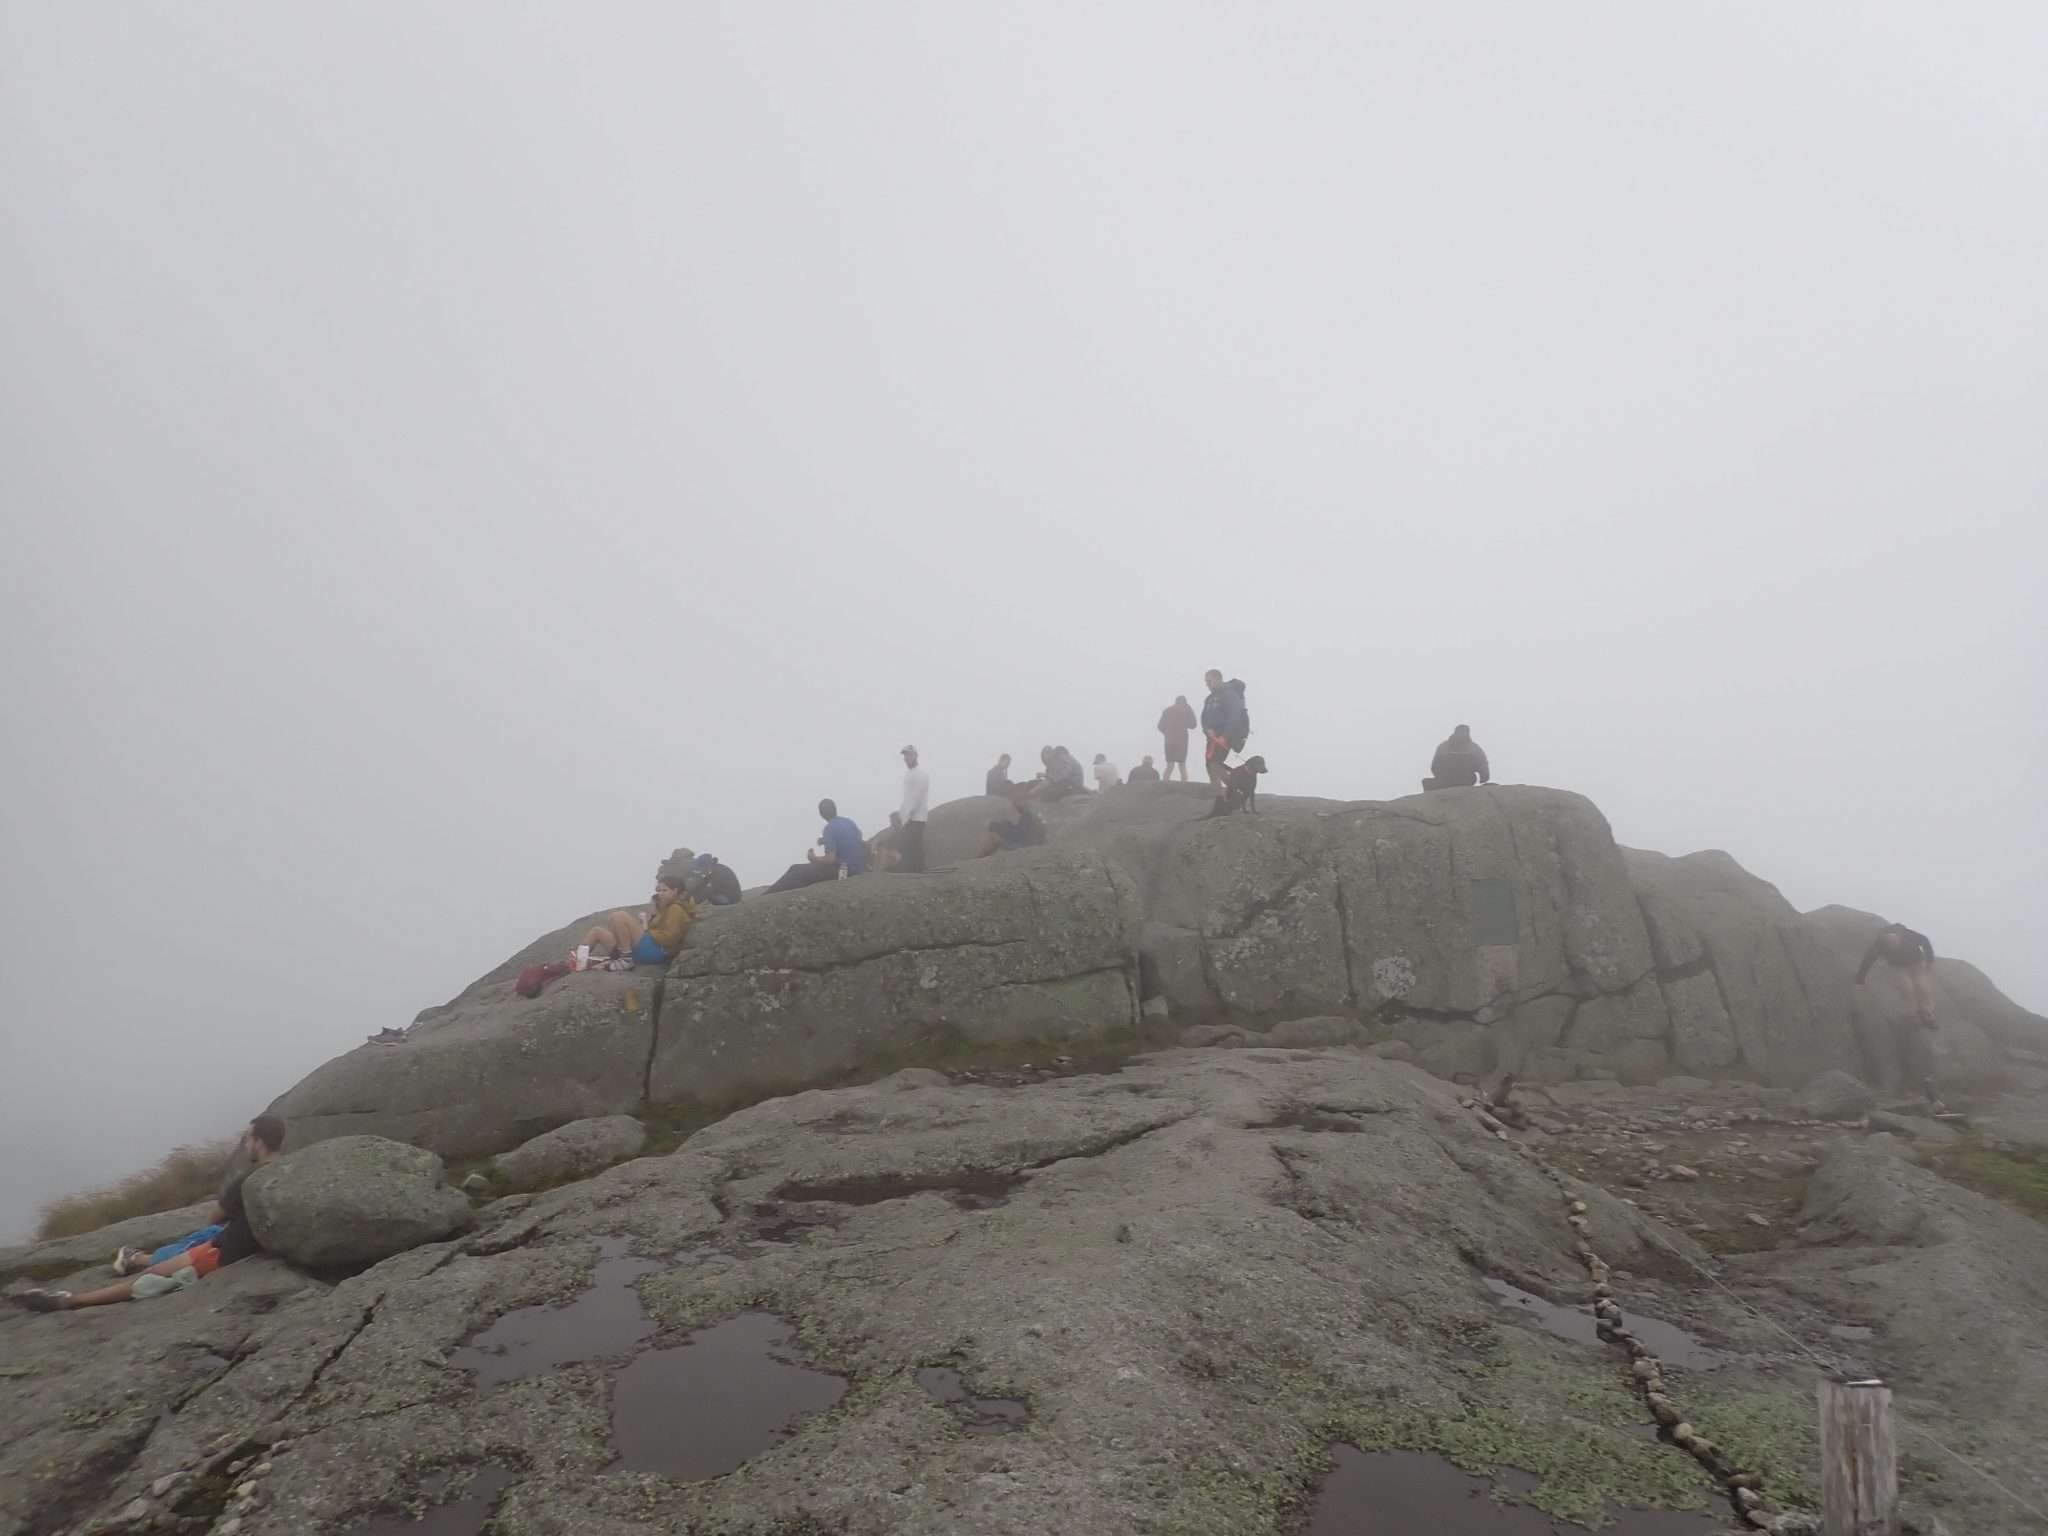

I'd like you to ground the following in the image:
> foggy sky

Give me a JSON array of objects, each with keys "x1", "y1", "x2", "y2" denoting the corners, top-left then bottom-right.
[{"x1": 3, "y1": 2, "x2": 2042, "y2": 1239}]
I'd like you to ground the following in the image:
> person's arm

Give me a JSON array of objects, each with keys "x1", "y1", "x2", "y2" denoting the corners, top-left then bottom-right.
[{"x1": 1854, "y1": 936, "x2": 1882, "y2": 983}]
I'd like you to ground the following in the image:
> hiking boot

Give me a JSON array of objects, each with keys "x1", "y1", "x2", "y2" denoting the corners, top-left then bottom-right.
[
  {"x1": 603, "y1": 956, "x2": 635, "y2": 972},
  {"x1": 113, "y1": 1246, "x2": 148, "y2": 1275},
  {"x1": 12, "y1": 1289, "x2": 71, "y2": 1312},
  {"x1": 366, "y1": 1028, "x2": 407, "y2": 1045}
]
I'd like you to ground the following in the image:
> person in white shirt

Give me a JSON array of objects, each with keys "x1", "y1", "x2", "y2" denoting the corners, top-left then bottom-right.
[
  {"x1": 1092, "y1": 753, "x2": 1122, "y2": 789},
  {"x1": 898, "y1": 744, "x2": 931, "y2": 872}
]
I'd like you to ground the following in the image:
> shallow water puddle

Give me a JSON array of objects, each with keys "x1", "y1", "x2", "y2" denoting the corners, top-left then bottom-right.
[
  {"x1": 1305, "y1": 1448, "x2": 1726, "y2": 1534},
  {"x1": 1484, "y1": 1279, "x2": 1721, "y2": 1370},
  {"x1": 915, "y1": 1365, "x2": 1030, "y2": 1433},
  {"x1": 451, "y1": 1238, "x2": 659, "y2": 1386},
  {"x1": 610, "y1": 1310, "x2": 847, "y2": 1479},
  {"x1": 350, "y1": 1465, "x2": 513, "y2": 1536}
]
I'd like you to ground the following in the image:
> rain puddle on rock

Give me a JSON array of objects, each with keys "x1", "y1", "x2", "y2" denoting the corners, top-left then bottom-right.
[
  {"x1": 915, "y1": 1365, "x2": 1030, "y2": 1433},
  {"x1": 1305, "y1": 1448, "x2": 1726, "y2": 1534},
  {"x1": 610, "y1": 1311, "x2": 847, "y2": 1479},
  {"x1": 1484, "y1": 1279, "x2": 1721, "y2": 1370},
  {"x1": 350, "y1": 1465, "x2": 513, "y2": 1536},
  {"x1": 451, "y1": 1238, "x2": 659, "y2": 1386},
  {"x1": 774, "y1": 1169, "x2": 1022, "y2": 1210}
]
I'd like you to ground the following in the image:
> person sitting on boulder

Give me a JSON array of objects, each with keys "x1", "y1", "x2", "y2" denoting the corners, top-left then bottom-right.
[
  {"x1": 1855, "y1": 921, "x2": 1937, "y2": 1028},
  {"x1": 985, "y1": 753, "x2": 1014, "y2": 797},
  {"x1": 979, "y1": 784, "x2": 1047, "y2": 856},
  {"x1": 1128, "y1": 754, "x2": 1161, "y2": 785},
  {"x1": 867, "y1": 812, "x2": 905, "y2": 873},
  {"x1": 686, "y1": 853, "x2": 742, "y2": 907},
  {"x1": 1422, "y1": 724, "x2": 1491, "y2": 790},
  {"x1": 766, "y1": 800, "x2": 867, "y2": 892},
  {"x1": 1093, "y1": 752, "x2": 1122, "y2": 789},
  {"x1": 579, "y1": 873, "x2": 696, "y2": 969},
  {"x1": 13, "y1": 1117, "x2": 287, "y2": 1313},
  {"x1": 1040, "y1": 745, "x2": 1088, "y2": 800}
]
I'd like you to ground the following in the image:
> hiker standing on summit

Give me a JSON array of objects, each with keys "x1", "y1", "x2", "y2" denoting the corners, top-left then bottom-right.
[
  {"x1": 898, "y1": 744, "x2": 930, "y2": 873},
  {"x1": 1157, "y1": 695, "x2": 1198, "y2": 782},
  {"x1": 1199, "y1": 670, "x2": 1249, "y2": 787}
]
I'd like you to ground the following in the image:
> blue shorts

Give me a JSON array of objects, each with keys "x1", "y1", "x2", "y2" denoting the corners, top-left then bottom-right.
[{"x1": 632, "y1": 932, "x2": 671, "y2": 967}]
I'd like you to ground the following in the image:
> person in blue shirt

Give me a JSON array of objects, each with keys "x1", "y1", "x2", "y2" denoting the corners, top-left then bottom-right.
[{"x1": 766, "y1": 799, "x2": 867, "y2": 893}]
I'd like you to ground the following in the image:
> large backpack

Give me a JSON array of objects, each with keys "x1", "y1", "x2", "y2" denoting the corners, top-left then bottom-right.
[{"x1": 1226, "y1": 680, "x2": 1251, "y2": 751}]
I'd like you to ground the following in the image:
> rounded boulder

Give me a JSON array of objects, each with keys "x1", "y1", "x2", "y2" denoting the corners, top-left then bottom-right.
[{"x1": 245, "y1": 1135, "x2": 474, "y2": 1269}]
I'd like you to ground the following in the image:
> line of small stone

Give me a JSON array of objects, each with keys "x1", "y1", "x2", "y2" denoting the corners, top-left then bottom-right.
[{"x1": 1460, "y1": 1098, "x2": 1817, "y2": 1536}]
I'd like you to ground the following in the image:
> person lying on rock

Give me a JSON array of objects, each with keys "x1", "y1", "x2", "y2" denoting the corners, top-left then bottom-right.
[
  {"x1": 979, "y1": 784, "x2": 1048, "y2": 856},
  {"x1": 1856, "y1": 921, "x2": 1937, "y2": 1028},
  {"x1": 12, "y1": 1117, "x2": 286, "y2": 1314},
  {"x1": 579, "y1": 873, "x2": 696, "y2": 970},
  {"x1": 766, "y1": 800, "x2": 867, "y2": 892},
  {"x1": 1421, "y1": 724, "x2": 1491, "y2": 790}
]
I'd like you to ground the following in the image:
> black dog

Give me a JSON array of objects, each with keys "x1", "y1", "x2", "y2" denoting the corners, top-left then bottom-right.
[{"x1": 1206, "y1": 755, "x2": 1267, "y2": 817}]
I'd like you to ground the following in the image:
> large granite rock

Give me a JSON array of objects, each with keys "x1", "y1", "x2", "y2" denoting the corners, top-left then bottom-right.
[
  {"x1": 266, "y1": 968, "x2": 661, "y2": 1160},
  {"x1": 648, "y1": 849, "x2": 1141, "y2": 1110},
  {"x1": 244, "y1": 1136, "x2": 473, "y2": 1269},
  {"x1": 490, "y1": 1115, "x2": 648, "y2": 1192},
  {"x1": 0, "y1": 1199, "x2": 216, "y2": 1287}
]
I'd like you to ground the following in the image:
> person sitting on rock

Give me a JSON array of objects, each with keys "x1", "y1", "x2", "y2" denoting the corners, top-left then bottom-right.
[
  {"x1": 1040, "y1": 745, "x2": 1088, "y2": 800},
  {"x1": 1127, "y1": 755, "x2": 1161, "y2": 785},
  {"x1": 766, "y1": 800, "x2": 867, "y2": 892},
  {"x1": 13, "y1": 1117, "x2": 287, "y2": 1313},
  {"x1": 1856, "y1": 921, "x2": 1937, "y2": 1029},
  {"x1": 979, "y1": 784, "x2": 1048, "y2": 856},
  {"x1": 1093, "y1": 752, "x2": 1122, "y2": 789},
  {"x1": 580, "y1": 873, "x2": 696, "y2": 969},
  {"x1": 1422, "y1": 724, "x2": 1491, "y2": 790},
  {"x1": 985, "y1": 753, "x2": 1014, "y2": 797},
  {"x1": 686, "y1": 853, "x2": 742, "y2": 907}
]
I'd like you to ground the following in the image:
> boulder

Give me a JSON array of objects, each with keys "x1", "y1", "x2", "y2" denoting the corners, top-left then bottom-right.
[
  {"x1": 490, "y1": 1116, "x2": 648, "y2": 1193},
  {"x1": 647, "y1": 849, "x2": 1141, "y2": 1111},
  {"x1": 1796, "y1": 1069, "x2": 1876, "y2": 1122},
  {"x1": 1263, "y1": 1015, "x2": 1369, "y2": 1049},
  {"x1": 244, "y1": 1136, "x2": 473, "y2": 1269},
  {"x1": 267, "y1": 969, "x2": 659, "y2": 1160},
  {"x1": 1867, "y1": 1110, "x2": 1960, "y2": 1145}
]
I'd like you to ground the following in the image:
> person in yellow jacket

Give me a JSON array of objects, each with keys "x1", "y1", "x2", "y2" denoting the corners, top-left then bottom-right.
[{"x1": 580, "y1": 873, "x2": 696, "y2": 970}]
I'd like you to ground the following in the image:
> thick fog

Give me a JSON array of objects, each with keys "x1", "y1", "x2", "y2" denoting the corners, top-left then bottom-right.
[{"x1": 2, "y1": 3, "x2": 2042, "y2": 1239}]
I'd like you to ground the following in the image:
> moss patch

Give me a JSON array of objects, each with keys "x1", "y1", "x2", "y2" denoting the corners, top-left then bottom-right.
[
  {"x1": 1920, "y1": 1137, "x2": 2048, "y2": 1222},
  {"x1": 1688, "y1": 1388, "x2": 1820, "y2": 1512}
]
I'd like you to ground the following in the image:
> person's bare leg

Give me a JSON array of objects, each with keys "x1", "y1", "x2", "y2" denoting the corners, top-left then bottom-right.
[{"x1": 583, "y1": 913, "x2": 642, "y2": 957}]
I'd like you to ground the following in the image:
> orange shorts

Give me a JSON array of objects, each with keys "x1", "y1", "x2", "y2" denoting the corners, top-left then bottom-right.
[{"x1": 186, "y1": 1242, "x2": 221, "y2": 1277}]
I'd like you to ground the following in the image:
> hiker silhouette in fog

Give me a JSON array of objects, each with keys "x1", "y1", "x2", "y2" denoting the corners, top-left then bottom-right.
[
  {"x1": 766, "y1": 800, "x2": 867, "y2": 892},
  {"x1": 1128, "y1": 755, "x2": 1161, "y2": 784},
  {"x1": 1199, "y1": 671, "x2": 1249, "y2": 786},
  {"x1": 1040, "y1": 745, "x2": 1086, "y2": 800},
  {"x1": 1422, "y1": 724, "x2": 1491, "y2": 790},
  {"x1": 985, "y1": 753, "x2": 1013, "y2": 797},
  {"x1": 979, "y1": 783, "x2": 1048, "y2": 856},
  {"x1": 1093, "y1": 752, "x2": 1122, "y2": 789},
  {"x1": 897, "y1": 745, "x2": 930, "y2": 873},
  {"x1": 1157, "y1": 695, "x2": 1198, "y2": 782}
]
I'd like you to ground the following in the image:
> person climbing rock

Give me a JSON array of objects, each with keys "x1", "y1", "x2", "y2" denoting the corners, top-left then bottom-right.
[
  {"x1": 766, "y1": 800, "x2": 867, "y2": 892},
  {"x1": 1157, "y1": 695, "x2": 1198, "y2": 782},
  {"x1": 14, "y1": 1118, "x2": 287, "y2": 1313},
  {"x1": 898, "y1": 745, "x2": 930, "y2": 873},
  {"x1": 1199, "y1": 671, "x2": 1249, "y2": 786},
  {"x1": 1422, "y1": 724, "x2": 1491, "y2": 790},
  {"x1": 1856, "y1": 922, "x2": 1937, "y2": 1028}
]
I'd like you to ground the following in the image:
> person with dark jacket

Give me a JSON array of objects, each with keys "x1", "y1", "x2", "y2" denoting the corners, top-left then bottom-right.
[
  {"x1": 13, "y1": 1117, "x2": 287, "y2": 1312},
  {"x1": 688, "y1": 853, "x2": 743, "y2": 906},
  {"x1": 979, "y1": 784, "x2": 1048, "y2": 856},
  {"x1": 985, "y1": 753, "x2": 1013, "y2": 797},
  {"x1": 1856, "y1": 922, "x2": 1937, "y2": 1028},
  {"x1": 1199, "y1": 671, "x2": 1249, "y2": 786},
  {"x1": 1157, "y1": 696, "x2": 1198, "y2": 782},
  {"x1": 1422, "y1": 725, "x2": 1491, "y2": 790},
  {"x1": 1128, "y1": 755, "x2": 1162, "y2": 785}
]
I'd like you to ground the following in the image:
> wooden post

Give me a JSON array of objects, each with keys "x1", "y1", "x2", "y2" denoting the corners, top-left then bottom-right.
[{"x1": 1819, "y1": 1377, "x2": 1899, "y2": 1536}]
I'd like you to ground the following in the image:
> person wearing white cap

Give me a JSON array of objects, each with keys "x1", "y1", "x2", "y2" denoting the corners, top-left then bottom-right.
[{"x1": 898, "y1": 744, "x2": 931, "y2": 872}]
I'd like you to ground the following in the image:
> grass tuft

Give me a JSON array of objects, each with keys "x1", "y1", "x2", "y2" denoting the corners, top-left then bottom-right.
[{"x1": 33, "y1": 1138, "x2": 235, "y2": 1240}]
